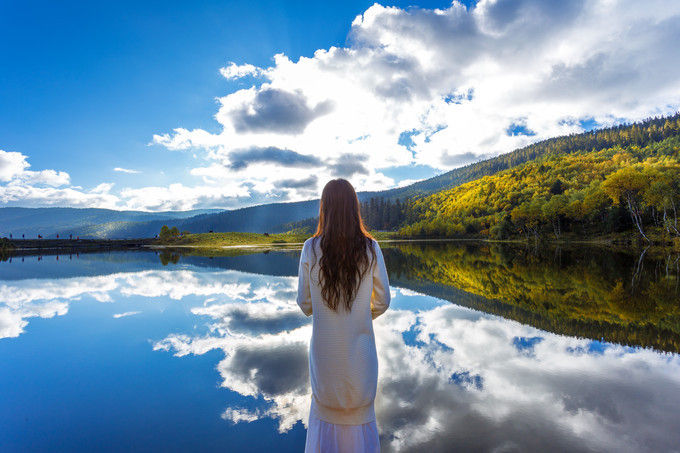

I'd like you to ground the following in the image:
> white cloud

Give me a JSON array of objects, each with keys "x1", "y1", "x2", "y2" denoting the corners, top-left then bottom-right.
[
  {"x1": 113, "y1": 167, "x2": 141, "y2": 174},
  {"x1": 0, "y1": 149, "x2": 70, "y2": 187},
  {"x1": 150, "y1": 0, "x2": 680, "y2": 208},
  {"x1": 113, "y1": 311, "x2": 140, "y2": 318},
  {"x1": 220, "y1": 62, "x2": 264, "y2": 80},
  {"x1": 4, "y1": 1, "x2": 680, "y2": 210},
  {"x1": 0, "y1": 150, "x2": 30, "y2": 181},
  {"x1": 119, "y1": 182, "x2": 251, "y2": 211},
  {"x1": 0, "y1": 148, "x2": 120, "y2": 208},
  {"x1": 221, "y1": 407, "x2": 261, "y2": 424}
]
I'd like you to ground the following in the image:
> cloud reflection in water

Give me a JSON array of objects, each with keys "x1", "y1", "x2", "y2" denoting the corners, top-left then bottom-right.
[
  {"x1": 2, "y1": 265, "x2": 679, "y2": 452},
  {"x1": 151, "y1": 273, "x2": 680, "y2": 452}
]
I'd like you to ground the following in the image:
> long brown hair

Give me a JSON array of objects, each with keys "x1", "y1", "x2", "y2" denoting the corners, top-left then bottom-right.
[{"x1": 311, "y1": 179, "x2": 376, "y2": 312}]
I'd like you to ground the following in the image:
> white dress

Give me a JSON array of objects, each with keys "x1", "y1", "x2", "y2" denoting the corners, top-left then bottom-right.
[
  {"x1": 296, "y1": 238, "x2": 390, "y2": 453},
  {"x1": 304, "y1": 414, "x2": 381, "y2": 453}
]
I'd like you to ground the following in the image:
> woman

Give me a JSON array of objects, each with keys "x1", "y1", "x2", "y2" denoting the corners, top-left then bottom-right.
[{"x1": 296, "y1": 179, "x2": 391, "y2": 453}]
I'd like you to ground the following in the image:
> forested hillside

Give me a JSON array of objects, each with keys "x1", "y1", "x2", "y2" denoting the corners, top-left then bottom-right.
[
  {"x1": 397, "y1": 114, "x2": 680, "y2": 241},
  {"x1": 365, "y1": 115, "x2": 680, "y2": 202}
]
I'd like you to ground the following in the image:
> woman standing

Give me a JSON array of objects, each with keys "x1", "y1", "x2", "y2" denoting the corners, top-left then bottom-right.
[{"x1": 297, "y1": 179, "x2": 391, "y2": 453}]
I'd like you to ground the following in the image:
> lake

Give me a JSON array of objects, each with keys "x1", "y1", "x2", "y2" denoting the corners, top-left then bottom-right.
[{"x1": 1, "y1": 241, "x2": 679, "y2": 452}]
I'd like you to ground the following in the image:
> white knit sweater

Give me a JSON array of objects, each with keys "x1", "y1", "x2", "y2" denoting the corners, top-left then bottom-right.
[{"x1": 296, "y1": 237, "x2": 391, "y2": 425}]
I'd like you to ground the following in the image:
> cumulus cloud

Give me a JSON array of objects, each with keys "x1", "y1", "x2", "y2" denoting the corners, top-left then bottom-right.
[
  {"x1": 0, "y1": 149, "x2": 70, "y2": 187},
  {"x1": 0, "y1": 149, "x2": 118, "y2": 208},
  {"x1": 4, "y1": 0, "x2": 680, "y2": 210},
  {"x1": 0, "y1": 150, "x2": 29, "y2": 181},
  {"x1": 146, "y1": 0, "x2": 680, "y2": 209},
  {"x1": 328, "y1": 153, "x2": 370, "y2": 178},
  {"x1": 220, "y1": 62, "x2": 264, "y2": 80},
  {"x1": 118, "y1": 182, "x2": 252, "y2": 211},
  {"x1": 227, "y1": 88, "x2": 334, "y2": 135},
  {"x1": 275, "y1": 175, "x2": 318, "y2": 190}
]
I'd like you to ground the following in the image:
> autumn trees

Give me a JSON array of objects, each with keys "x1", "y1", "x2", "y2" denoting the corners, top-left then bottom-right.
[
  {"x1": 398, "y1": 129, "x2": 680, "y2": 241},
  {"x1": 285, "y1": 114, "x2": 680, "y2": 242},
  {"x1": 602, "y1": 166, "x2": 652, "y2": 240}
]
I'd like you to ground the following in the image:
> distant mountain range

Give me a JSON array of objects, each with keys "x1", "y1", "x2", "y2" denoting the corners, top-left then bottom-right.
[
  {"x1": 0, "y1": 161, "x2": 506, "y2": 238},
  {"x1": 4, "y1": 117, "x2": 669, "y2": 239},
  {"x1": 2, "y1": 159, "x2": 516, "y2": 238},
  {"x1": 0, "y1": 207, "x2": 221, "y2": 239}
]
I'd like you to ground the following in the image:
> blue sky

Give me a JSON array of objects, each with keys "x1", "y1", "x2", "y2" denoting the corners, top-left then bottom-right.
[
  {"x1": 1, "y1": 0, "x2": 679, "y2": 211},
  {"x1": 2, "y1": 1, "x2": 448, "y2": 189}
]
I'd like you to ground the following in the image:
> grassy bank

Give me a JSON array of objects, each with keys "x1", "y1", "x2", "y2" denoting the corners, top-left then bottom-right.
[
  {"x1": 155, "y1": 230, "x2": 397, "y2": 247},
  {"x1": 397, "y1": 227, "x2": 680, "y2": 251}
]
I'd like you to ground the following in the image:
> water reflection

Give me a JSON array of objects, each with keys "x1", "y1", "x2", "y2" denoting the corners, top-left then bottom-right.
[
  {"x1": 149, "y1": 269, "x2": 680, "y2": 452},
  {"x1": 383, "y1": 242, "x2": 680, "y2": 352},
  {"x1": 1, "y1": 245, "x2": 680, "y2": 452}
]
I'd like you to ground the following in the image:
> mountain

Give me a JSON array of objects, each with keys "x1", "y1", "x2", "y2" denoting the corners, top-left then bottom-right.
[
  {"x1": 4, "y1": 113, "x2": 679, "y2": 239},
  {"x1": 0, "y1": 207, "x2": 222, "y2": 238},
  {"x1": 63, "y1": 200, "x2": 321, "y2": 238},
  {"x1": 399, "y1": 115, "x2": 680, "y2": 239}
]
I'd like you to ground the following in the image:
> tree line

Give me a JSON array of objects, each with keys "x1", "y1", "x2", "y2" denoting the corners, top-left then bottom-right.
[
  {"x1": 157, "y1": 225, "x2": 190, "y2": 242},
  {"x1": 397, "y1": 114, "x2": 680, "y2": 241}
]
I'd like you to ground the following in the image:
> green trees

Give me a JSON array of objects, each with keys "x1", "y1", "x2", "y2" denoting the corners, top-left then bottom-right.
[
  {"x1": 490, "y1": 215, "x2": 513, "y2": 239},
  {"x1": 360, "y1": 197, "x2": 406, "y2": 230},
  {"x1": 511, "y1": 198, "x2": 543, "y2": 239},
  {"x1": 643, "y1": 169, "x2": 680, "y2": 236},
  {"x1": 159, "y1": 225, "x2": 171, "y2": 241},
  {"x1": 158, "y1": 225, "x2": 181, "y2": 242},
  {"x1": 602, "y1": 166, "x2": 650, "y2": 241},
  {"x1": 542, "y1": 194, "x2": 568, "y2": 238},
  {"x1": 398, "y1": 129, "x2": 680, "y2": 241}
]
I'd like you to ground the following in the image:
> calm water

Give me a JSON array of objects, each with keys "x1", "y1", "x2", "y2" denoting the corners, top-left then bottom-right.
[{"x1": 1, "y1": 242, "x2": 679, "y2": 452}]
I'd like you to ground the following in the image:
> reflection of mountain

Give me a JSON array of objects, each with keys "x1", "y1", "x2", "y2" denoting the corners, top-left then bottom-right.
[
  {"x1": 153, "y1": 270, "x2": 680, "y2": 452},
  {"x1": 4, "y1": 243, "x2": 679, "y2": 352},
  {"x1": 383, "y1": 242, "x2": 680, "y2": 352}
]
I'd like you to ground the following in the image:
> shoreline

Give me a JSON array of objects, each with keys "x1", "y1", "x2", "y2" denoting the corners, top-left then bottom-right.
[
  {"x1": 4, "y1": 232, "x2": 678, "y2": 258},
  {"x1": 3, "y1": 238, "x2": 154, "y2": 257}
]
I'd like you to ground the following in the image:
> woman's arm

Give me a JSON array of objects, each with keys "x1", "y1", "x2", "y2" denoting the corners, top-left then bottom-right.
[
  {"x1": 370, "y1": 241, "x2": 391, "y2": 320},
  {"x1": 296, "y1": 241, "x2": 313, "y2": 316}
]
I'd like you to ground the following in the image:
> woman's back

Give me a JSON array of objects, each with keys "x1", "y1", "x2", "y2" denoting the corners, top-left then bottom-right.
[
  {"x1": 297, "y1": 237, "x2": 390, "y2": 424},
  {"x1": 298, "y1": 238, "x2": 390, "y2": 425},
  {"x1": 296, "y1": 178, "x2": 389, "y2": 453}
]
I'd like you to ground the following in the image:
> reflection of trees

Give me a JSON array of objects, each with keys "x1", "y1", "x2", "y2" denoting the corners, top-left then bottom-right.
[
  {"x1": 631, "y1": 246, "x2": 649, "y2": 288},
  {"x1": 158, "y1": 251, "x2": 180, "y2": 266},
  {"x1": 383, "y1": 242, "x2": 680, "y2": 352},
  {"x1": 0, "y1": 237, "x2": 13, "y2": 261}
]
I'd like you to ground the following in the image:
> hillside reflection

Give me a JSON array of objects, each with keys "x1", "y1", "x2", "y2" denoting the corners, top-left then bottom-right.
[{"x1": 381, "y1": 242, "x2": 680, "y2": 352}]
